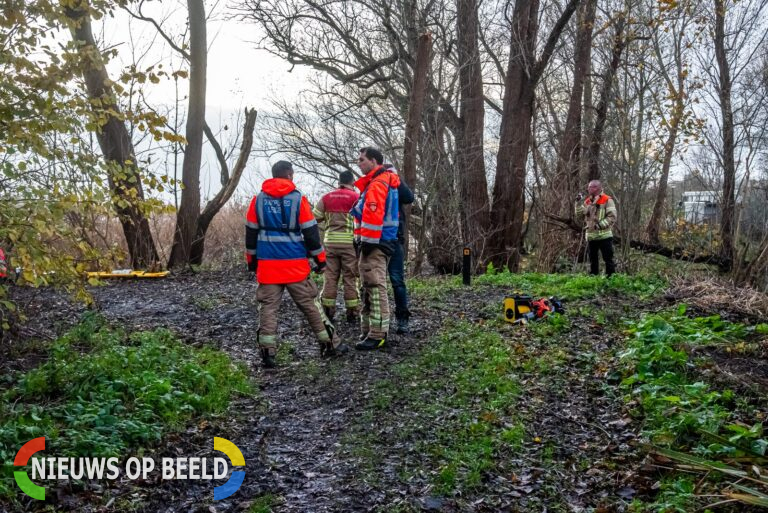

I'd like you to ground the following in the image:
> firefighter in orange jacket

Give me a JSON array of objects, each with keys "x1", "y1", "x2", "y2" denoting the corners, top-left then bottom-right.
[
  {"x1": 246, "y1": 160, "x2": 349, "y2": 368},
  {"x1": 351, "y1": 147, "x2": 400, "y2": 350}
]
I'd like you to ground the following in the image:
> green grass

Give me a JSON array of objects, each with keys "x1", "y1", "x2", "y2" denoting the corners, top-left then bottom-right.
[
  {"x1": 348, "y1": 319, "x2": 523, "y2": 494},
  {"x1": 348, "y1": 271, "x2": 668, "y2": 499},
  {"x1": 0, "y1": 313, "x2": 253, "y2": 499},
  {"x1": 249, "y1": 493, "x2": 278, "y2": 512},
  {"x1": 407, "y1": 275, "x2": 462, "y2": 300},
  {"x1": 409, "y1": 270, "x2": 666, "y2": 304},
  {"x1": 475, "y1": 269, "x2": 666, "y2": 300},
  {"x1": 192, "y1": 295, "x2": 219, "y2": 311},
  {"x1": 398, "y1": 271, "x2": 767, "y2": 509}
]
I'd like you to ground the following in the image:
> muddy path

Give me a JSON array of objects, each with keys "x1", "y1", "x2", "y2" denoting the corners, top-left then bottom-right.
[{"x1": 4, "y1": 273, "x2": 648, "y2": 512}]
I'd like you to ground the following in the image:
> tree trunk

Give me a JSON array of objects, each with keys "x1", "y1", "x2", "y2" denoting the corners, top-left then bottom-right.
[
  {"x1": 645, "y1": 105, "x2": 681, "y2": 244},
  {"x1": 585, "y1": 15, "x2": 626, "y2": 182},
  {"x1": 714, "y1": 0, "x2": 736, "y2": 270},
  {"x1": 401, "y1": 32, "x2": 433, "y2": 258},
  {"x1": 189, "y1": 108, "x2": 258, "y2": 265},
  {"x1": 489, "y1": 0, "x2": 581, "y2": 270},
  {"x1": 168, "y1": 0, "x2": 207, "y2": 268},
  {"x1": 424, "y1": 107, "x2": 462, "y2": 273},
  {"x1": 489, "y1": 0, "x2": 538, "y2": 271},
  {"x1": 66, "y1": 2, "x2": 159, "y2": 268},
  {"x1": 456, "y1": 0, "x2": 490, "y2": 263},
  {"x1": 555, "y1": 0, "x2": 597, "y2": 212},
  {"x1": 536, "y1": 0, "x2": 596, "y2": 272}
]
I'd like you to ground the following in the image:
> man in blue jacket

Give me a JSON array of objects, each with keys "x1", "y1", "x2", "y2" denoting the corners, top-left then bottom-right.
[{"x1": 384, "y1": 163, "x2": 414, "y2": 334}]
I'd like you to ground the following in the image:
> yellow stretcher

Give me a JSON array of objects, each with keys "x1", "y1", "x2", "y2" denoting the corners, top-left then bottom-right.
[{"x1": 87, "y1": 270, "x2": 170, "y2": 279}]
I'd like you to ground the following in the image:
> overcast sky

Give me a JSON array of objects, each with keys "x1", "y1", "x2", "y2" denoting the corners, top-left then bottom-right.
[{"x1": 95, "y1": 2, "x2": 325, "y2": 204}]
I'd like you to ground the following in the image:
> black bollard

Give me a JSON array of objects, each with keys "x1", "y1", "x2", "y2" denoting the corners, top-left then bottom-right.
[{"x1": 463, "y1": 247, "x2": 471, "y2": 285}]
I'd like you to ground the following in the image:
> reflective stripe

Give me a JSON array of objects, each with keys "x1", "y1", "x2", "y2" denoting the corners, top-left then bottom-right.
[
  {"x1": 309, "y1": 247, "x2": 324, "y2": 256},
  {"x1": 300, "y1": 219, "x2": 317, "y2": 229},
  {"x1": 258, "y1": 233, "x2": 304, "y2": 243},
  {"x1": 245, "y1": 248, "x2": 257, "y2": 255},
  {"x1": 326, "y1": 233, "x2": 354, "y2": 243},
  {"x1": 288, "y1": 192, "x2": 300, "y2": 230},
  {"x1": 255, "y1": 194, "x2": 265, "y2": 225},
  {"x1": 246, "y1": 221, "x2": 259, "y2": 229},
  {"x1": 345, "y1": 299, "x2": 360, "y2": 307},
  {"x1": 259, "y1": 334, "x2": 277, "y2": 347},
  {"x1": 360, "y1": 236, "x2": 380, "y2": 243},
  {"x1": 351, "y1": 171, "x2": 399, "y2": 243},
  {"x1": 326, "y1": 229, "x2": 354, "y2": 237}
]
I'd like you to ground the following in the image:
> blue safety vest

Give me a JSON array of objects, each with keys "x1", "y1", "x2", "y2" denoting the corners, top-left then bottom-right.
[
  {"x1": 351, "y1": 174, "x2": 399, "y2": 243},
  {"x1": 255, "y1": 190, "x2": 306, "y2": 260}
]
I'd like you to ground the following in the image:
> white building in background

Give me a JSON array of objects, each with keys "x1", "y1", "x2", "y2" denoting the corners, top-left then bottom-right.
[{"x1": 680, "y1": 191, "x2": 719, "y2": 224}]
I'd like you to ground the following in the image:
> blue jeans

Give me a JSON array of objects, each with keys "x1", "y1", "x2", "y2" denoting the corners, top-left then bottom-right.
[{"x1": 387, "y1": 242, "x2": 410, "y2": 320}]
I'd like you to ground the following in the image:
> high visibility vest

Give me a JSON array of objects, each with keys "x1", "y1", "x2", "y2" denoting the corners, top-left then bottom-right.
[
  {"x1": 317, "y1": 187, "x2": 358, "y2": 246},
  {"x1": 585, "y1": 193, "x2": 611, "y2": 207},
  {"x1": 254, "y1": 190, "x2": 307, "y2": 261},
  {"x1": 351, "y1": 168, "x2": 400, "y2": 244}
]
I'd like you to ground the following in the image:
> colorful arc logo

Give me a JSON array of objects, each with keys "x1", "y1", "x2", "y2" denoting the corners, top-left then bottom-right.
[
  {"x1": 12, "y1": 437, "x2": 243, "y2": 501},
  {"x1": 14, "y1": 437, "x2": 46, "y2": 500},
  {"x1": 213, "y1": 437, "x2": 245, "y2": 501}
]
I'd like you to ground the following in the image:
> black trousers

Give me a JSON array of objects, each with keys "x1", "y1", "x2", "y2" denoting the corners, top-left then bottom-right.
[{"x1": 588, "y1": 238, "x2": 616, "y2": 276}]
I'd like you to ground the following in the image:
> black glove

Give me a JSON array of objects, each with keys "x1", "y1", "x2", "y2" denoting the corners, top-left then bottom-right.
[
  {"x1": 247, "y1": 259, "x2": 257, "y2": 273},
  {"x1": 361, "y1": 242, "x2": 377, "y2": 257},
  {"x1": 311, "y1": 257, "x2": 326, "y2": 273}
]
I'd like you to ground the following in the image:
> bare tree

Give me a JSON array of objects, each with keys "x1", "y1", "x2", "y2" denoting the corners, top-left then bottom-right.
[
  {"x1": 584, "y1": 13, "x2": 627, "y2": 182},
  {"x1": 556, "y1": 0, "x2": 598, "y2": 209},
  {"x1": 645, "y1": 0, "x2": 701, "y2": 244},
  {"x1": 168, "y1": 0, "x2": 206, "y2": 268},
  {"x1": 190, "y1": 108, "x2": 258, "y2": 264},
  {"x1": 456, "y1": 0, "x2": 490, "y2": 260},
  {"x1": 488, "y1": 0, "x2": 582, "y2": 270},
  {"x1": 126, "y1": 1, "x2": 259, "y2": 266},
  {"x1": 236, "y1": 0, "x2": 467, "y2": 272},
  {"x1": 701, "y1": 0, "x2": 768, "y2": 270},
  {"x1": 65, "y1": 2, "x2": 160, "y2": 268},
  {"x1": 402, "y1": 31, "x2": 433, "y2": 253}
]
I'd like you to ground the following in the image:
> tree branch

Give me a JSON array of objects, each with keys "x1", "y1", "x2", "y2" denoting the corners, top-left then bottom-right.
[
  {"x1": 533, "y1": 0, "x2": 582, "y2": 83},
  {"x1": 203, "y1": 122, "x2": 229, "y2": 186}
]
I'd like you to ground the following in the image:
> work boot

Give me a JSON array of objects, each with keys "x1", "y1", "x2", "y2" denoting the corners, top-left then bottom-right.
[
  {"x1": 321, "y1": 340, "x2": 350, "y2": 357},
  {"x1": 355, "y1": 335, "x2": 388, "y2": 351},
  {"x1": 395, "y1": 317, "x2": 410, "y2": 335},
  {"x1": 260, "y1": 348, "x2": 276, "y2": 369}
]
